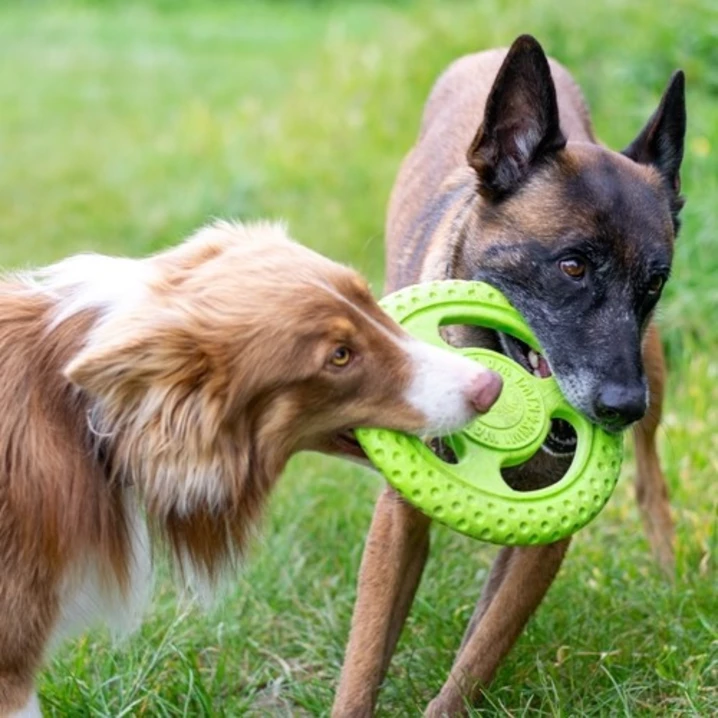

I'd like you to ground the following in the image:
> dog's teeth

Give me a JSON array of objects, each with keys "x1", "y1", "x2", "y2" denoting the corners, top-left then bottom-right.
[{"x1": 528, "y1": 350, "x2": 540, "y2": 369}]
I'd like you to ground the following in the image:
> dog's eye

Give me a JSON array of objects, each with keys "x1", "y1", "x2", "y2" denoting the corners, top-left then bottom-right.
[
  {"x1": 647, "y1": 275, "x2": 664, "y2": 296},
  {"x1": 329, "y1": 346, "x2": 352, "y2": 367},
  {"x1": 559, "y1": 258, "x2": 586, "y2": 280}
]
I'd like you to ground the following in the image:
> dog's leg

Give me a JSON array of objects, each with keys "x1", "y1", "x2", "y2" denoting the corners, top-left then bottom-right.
[
  {"x1": 332, "y1": 486, "x2": 431, "y2": 718},
  {"x1": 0, "y1": 558, "x2": 57, "y2": 717},
  {"x1": 457, "y1": 546, "x2": 515, "y2": 653},
  {"x1": 633, "y1": 324, "x2": 674, "y2": 573},
  {"x1": 425, "y1": 539, "x2": 571, "y2": 717}
]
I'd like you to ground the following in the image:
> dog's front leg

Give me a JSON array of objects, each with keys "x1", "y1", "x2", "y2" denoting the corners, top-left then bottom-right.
[
  {"x1": 332, "y1": 486, "x2": 431, "y2": 718},
  {"x1": 633, "y1": 323, "x2": 674, "y2": 574},
  {"x1": 425, "y1": 539, "x2": 571, "y2": 717}
]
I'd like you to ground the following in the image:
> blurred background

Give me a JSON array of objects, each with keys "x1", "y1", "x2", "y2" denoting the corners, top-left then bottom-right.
[{"x1": 1, "y1": 1, "x2": 715, "y2": 715}]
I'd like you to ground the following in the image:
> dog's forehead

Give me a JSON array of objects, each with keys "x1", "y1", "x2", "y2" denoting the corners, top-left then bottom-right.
[
  {"x1": 330, "y1": 271, "x2": 373, "y2": 301},
  {"x1": 289, "y1": 271, "x2": 400, "y2": 340},
  {"x1": 323, "y1": 316, "x2": 360, "y2": 338},
  {"x1": 560, "y1": 143, "x2": 668, "y2": 219},
  {"x1": 496, "y1": 143, "x2": 674, "y2": 249},
  {"x1": 329, "y1": 273, "x2": 401, "y2": 333}
]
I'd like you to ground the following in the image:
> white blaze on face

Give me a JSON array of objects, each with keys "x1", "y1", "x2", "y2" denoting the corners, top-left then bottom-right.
[{"x1": 403, "y1": 339, "x2": 502, "y2": 435}]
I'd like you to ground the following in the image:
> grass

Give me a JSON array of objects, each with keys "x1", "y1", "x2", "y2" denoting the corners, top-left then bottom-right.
[{"x1": 1, "y1": 0, "x2": 715, "y2": 715}]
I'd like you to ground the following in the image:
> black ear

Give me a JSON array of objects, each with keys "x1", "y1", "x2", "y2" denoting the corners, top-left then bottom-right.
[
  {"x1": 468, "y1": 35, "x2": 567, "y2": 200},
  {"x1": 622, "y1": 71, "x2": 686, "y2": 196}
]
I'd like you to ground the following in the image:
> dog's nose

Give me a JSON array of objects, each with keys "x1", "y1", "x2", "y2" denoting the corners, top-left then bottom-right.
[
  {"x1": 467, "y1": 370, "x2": 503, "y2": 414},
  {"x1": 594, "y1": 382, "x2": 646, "y2": 428}
]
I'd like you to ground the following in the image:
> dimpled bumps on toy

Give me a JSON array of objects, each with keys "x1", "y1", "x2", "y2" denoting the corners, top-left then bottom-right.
[{"x1": 356, "y1": 281, "x2": 623, "y2": 546}]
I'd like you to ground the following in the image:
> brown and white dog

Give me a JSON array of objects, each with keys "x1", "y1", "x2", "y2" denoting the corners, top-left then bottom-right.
[
  {"x1": 333, "y1": 36, "x2": 684, "y2": 716},
  {"x1": 0, "y1": 220, "x2": 503, "y2": 717}
]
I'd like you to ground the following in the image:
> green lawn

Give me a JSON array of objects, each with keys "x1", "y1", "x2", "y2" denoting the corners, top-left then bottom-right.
[{"x1": 1, "y1": 0, "x2": 716, "y2": 715}]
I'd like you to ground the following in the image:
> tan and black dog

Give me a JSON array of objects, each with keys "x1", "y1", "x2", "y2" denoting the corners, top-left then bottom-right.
[{"x1": 333, "y1": 35, "x2": 685, "y2": 716}]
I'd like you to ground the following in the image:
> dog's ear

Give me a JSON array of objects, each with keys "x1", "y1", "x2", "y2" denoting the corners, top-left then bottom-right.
[
  {"x1": 622, "y1": 71, "x2": 686, "y2": 200},
  {"x1": 65, "y1": 324, "x2": 212, "y2": 403},
  {"x1": 468, "y1": 34, "x2": 567, "y2": 200}
]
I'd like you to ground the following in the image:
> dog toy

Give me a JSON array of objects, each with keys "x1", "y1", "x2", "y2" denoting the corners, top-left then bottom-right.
[{"x1": 356, "y1": 280, "x2": 623, "y2": 546}]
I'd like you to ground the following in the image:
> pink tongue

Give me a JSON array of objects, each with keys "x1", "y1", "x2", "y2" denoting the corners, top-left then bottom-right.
[{"x1": 538, "y1": 356, "x2": 552, "y2": 378}]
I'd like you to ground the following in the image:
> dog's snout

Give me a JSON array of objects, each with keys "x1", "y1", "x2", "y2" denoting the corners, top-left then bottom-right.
[
  {"x1": 594, "y1": 382, "x2": 646, "y2": 428},
  {"x1": 466, "y1": 369, "x2": 503, "y2": 414},
  {"x1": 404, "y1": 340, "x2": 505, "y2": 433}
]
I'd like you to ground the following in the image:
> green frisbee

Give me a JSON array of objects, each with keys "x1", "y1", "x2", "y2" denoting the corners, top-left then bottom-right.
[{"x1": 356, "y1": 280, "x2": 623, "y2": 546}]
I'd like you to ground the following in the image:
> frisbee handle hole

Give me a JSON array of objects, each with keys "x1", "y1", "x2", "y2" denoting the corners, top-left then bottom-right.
[
  {"x1": 500, "y1": 451, "x2": 574, "y2": 492},
  {"x1": 499, "y1": 418, "x2": 578, "y2": 492},
  {"x1": 427, "y1": 436, "x2": 460, "y2": 465},
  {"x1": 542, "y1": 417, "x2": 578, "y2": 455},
  {"x1": 438, "y1": 324, "x2": 502, "y2": 353}
]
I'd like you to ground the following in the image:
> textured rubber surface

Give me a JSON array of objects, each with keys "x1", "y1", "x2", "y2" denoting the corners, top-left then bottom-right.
[{"x1": 356, "y1": 280, "x2": 623, "y2": 546}]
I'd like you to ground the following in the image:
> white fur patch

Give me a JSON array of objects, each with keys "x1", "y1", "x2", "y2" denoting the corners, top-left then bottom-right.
[
  {"x1": 51, "y1": 495, "x2": 152, "y2": 648},
  {"x1": 27, "y1": 253, "x2": 156, "y2": 329},
  {"x1": 404, "y1": 339, "x2": 490, "y2": 434},
  {"x1": 10, "y1": 692, "x2": 42, "y2": 718}
]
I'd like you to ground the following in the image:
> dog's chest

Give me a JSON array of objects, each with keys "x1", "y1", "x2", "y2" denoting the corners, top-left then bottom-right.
[{"x1": 51, "y1": 497, "x2": 152, "y2": 649}]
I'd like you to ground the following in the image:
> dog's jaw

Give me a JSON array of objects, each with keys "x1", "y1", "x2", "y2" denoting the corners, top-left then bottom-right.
[
  {"x1": 497, "y1": 331, "x2": 579, "y2": 455},
  {"x1": 329, "y1": 430, "x2": 369, "y2": 462},
  {"x1": 497, "y1": 332, "x2": 553, "y2": 379}
]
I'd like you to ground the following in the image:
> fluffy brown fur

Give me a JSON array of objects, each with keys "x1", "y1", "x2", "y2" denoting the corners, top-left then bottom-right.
[{"x1": 0, "y1": 220, "x2": 501, "y2": 715}]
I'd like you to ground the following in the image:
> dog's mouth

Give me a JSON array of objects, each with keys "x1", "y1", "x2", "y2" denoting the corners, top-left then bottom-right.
[
  {"x1": 497, "y1": 332, "x2": 577, "y2": 455},
  {"x1": 334, "y1": 429, "x2": 464, "y2": 467},
  {"x1": 329, "y1": 333, "x2": 576, "y2": 461},
  {"x1": 498, "y1": 332, "x2": 553, "y2": 378},
  {"x1": 331, "y1": 430, "x2": 368, "y2": 460}
]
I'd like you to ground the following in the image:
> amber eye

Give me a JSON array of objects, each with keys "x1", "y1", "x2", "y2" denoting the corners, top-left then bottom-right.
[
  {"x1": 329, "y1": 346, "x2": 352, "y2": 367},
  {"x1": 647, "y1": 275, "x2": 664, "y2": 295},
  {"x1": 559, "y1": 258, "x2": 586, "y2": 280}
]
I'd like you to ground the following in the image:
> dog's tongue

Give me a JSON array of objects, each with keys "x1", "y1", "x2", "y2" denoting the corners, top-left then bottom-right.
[{"x1": 537, "y1": 355, "x2": 552, "y2": 378}]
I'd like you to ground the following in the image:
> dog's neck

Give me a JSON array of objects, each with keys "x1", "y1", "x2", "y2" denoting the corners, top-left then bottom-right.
[
  {"x1": 394, "y1": 166, "x2": 481, "y2": 291},
  {"x1": 85, "y1": 396, "x2": 286, "y2": 581}
]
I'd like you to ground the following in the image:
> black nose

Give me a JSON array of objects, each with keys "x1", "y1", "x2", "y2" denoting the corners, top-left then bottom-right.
[{"x1": 594, "y1": 382, "x2": 647, "y2": 428}]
